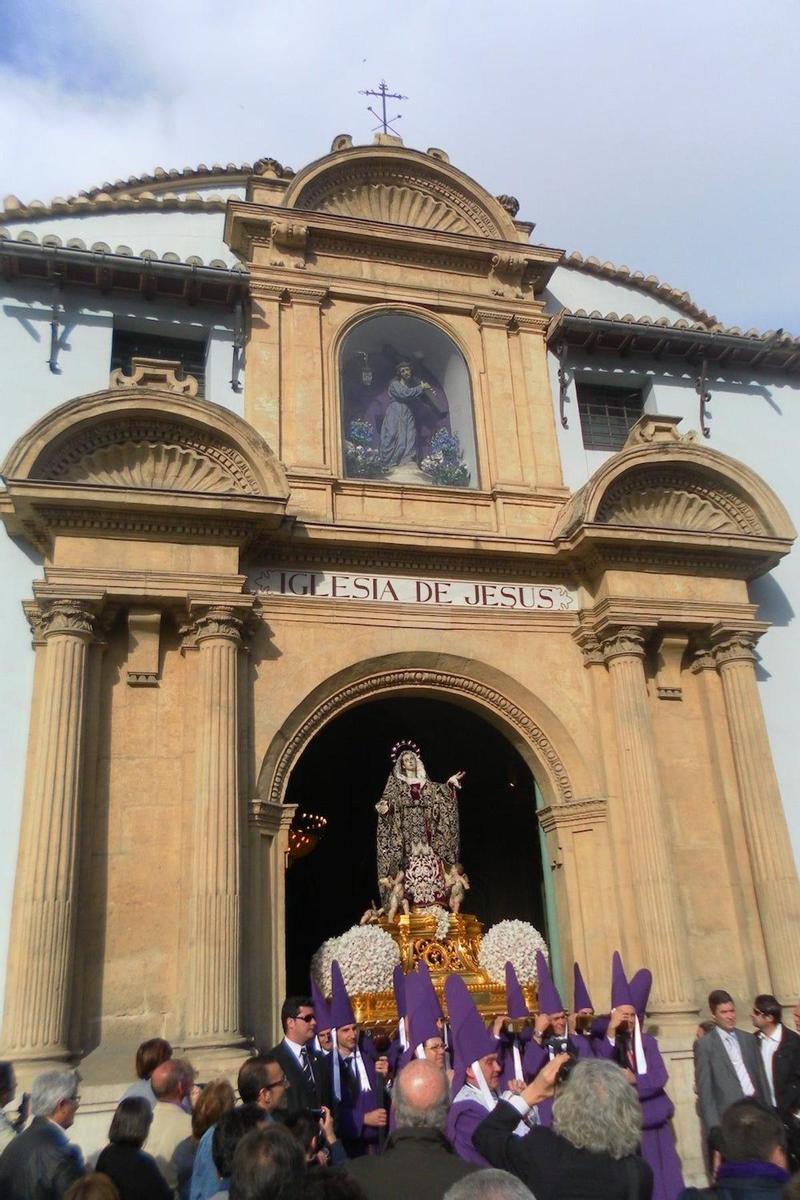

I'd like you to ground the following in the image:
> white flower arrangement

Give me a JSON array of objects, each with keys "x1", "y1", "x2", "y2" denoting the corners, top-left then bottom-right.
[
  {"x1": 311, "y1": 924, "x2": 400, "y2": 996},
  {"x1": 478, "y1": 919, "x2": 549, "y2": 985},
  {"x1": 416, "y1": 904, "x2": 451, "y2": 941}
]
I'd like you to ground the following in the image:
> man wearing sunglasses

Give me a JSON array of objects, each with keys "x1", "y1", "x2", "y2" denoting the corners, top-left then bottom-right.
[
  {"x1": 268, "y1": 996, "x2": 333, "y2": 1117},
  {"x1": 752, "y1": 993, "x2": 800, "y2": 1169}
]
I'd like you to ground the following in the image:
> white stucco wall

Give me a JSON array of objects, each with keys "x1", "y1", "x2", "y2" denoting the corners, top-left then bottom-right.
[
  {"x1": 0, "y1": 275, "x2": 245, "y2": 1014},
  {"x1": 548, "y1": 270, "x2": 800, "y2": 865}
]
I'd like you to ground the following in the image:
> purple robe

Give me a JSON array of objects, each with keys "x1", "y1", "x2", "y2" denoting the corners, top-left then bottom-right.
[
  {"x1": 445, "y1": 1097, "x2": 494, "y2": 1167},
  {"x1": 496, "y1": 1026, "x2": 533, "y2": 1089},
  {"x1": 595, "y1": 1030, "x2": 684, "y2": 1200},
  {"x1": 327, "y1": 1048, "x2": 383, "y2": 1157}
]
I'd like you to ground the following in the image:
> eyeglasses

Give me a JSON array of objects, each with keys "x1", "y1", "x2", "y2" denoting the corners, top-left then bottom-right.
[
  {"x1": 295, "y1": 1014, "x2": 316, "y2": 1023},
  {"x1": 265, "y1": 1075, "x2": 289, "y2": 1090}
]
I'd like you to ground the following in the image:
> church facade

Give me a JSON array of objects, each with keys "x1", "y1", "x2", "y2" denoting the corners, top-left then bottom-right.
[{"x1": 0, "y1": 133, "x2": 799, "y2": 1174}]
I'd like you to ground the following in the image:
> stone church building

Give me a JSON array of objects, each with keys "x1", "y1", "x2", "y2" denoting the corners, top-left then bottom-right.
[{"x1": 0, "y1": 132, "x2": 798, "y2": 1172}]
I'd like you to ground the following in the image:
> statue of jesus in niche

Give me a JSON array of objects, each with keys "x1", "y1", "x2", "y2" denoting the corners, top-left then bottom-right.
[
  {"x1": 379, "y1": 361, "x2": 447, "y2": 482},
  {"x1": 375, "y1": 742, "x2": 465, "y2": 910}
]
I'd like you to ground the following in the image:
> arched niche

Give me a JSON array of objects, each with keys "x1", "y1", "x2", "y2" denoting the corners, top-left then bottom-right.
[{"x1": 339, "y1": 310, "x2": 479, "y2": 489}]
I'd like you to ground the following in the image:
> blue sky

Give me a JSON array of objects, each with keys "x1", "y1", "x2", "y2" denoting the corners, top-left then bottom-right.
[{"x1": 1, "y1": 0, "x2": 799, "y2": 332}]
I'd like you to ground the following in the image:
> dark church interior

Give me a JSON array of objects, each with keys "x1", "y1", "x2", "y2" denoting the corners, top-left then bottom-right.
[{"x1": 284, "y1": 695, "x2": 547, "y2": 992}]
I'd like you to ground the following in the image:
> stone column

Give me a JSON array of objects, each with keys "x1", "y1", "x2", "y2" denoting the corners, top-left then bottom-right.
[
  {"x1": 1, "y1": 599, "x2": 97, "y2": 1063},
  {"x1": 472, "y1": 308, "x2": 525, "y2": 487},
  {"x1": 712, "y1": 630, "x2": 800, "y2": 1001},
  {"x1": 602, "y1": 626, "x2": 696, "y2": 1020},
  {"x1": 185, "y1": 605, "x2": 247, "y2": 1049}
]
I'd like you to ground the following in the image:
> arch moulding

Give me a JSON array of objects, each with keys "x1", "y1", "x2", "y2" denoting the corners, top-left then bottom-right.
[{"x1": 256, "y1": 653, "x2": 595, "y2": 813}]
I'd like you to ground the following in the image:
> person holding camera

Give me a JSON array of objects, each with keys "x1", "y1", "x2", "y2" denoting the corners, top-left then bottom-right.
[{"x1": 473, "y1": 1055, "x2": 653, "y2": 1199}]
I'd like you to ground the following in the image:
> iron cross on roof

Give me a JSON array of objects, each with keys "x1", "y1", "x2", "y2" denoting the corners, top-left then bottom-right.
[{"x1": 359, "y1": 80, "x2": 407, "y2": 136}]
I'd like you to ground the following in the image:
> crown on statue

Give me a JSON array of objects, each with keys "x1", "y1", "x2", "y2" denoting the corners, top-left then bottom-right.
[{"x1": 390, "y1": 738, "x2": 421, "y2": 763}]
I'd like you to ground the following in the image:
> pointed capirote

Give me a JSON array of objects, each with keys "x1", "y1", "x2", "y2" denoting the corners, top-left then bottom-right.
[
  {"x1": 504, "y1": 961, "x2": 529, "y2": 1020},
  {"x1": 330, "y1": 960, "x2": 356, "y2": 1028},
  {"x1": 572, "y1": 961, "x2": 593, "y2": 1012},
  {"x1": 534, "y1": 949, "x2": 563, "y2": 1016}
]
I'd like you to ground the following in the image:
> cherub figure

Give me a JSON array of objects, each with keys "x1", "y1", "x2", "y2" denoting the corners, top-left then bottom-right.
[
  {"x1": 379, "y1": 870, "x2": 410, "y2": 922},
  {"x1": 444, "y1": 862, "x2": 470, "y2": 915},
  {"x1": 359, "y1": 900, "x2": 383, "y2": 926}
]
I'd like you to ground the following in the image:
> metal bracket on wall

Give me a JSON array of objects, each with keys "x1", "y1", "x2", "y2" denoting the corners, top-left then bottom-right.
[
  {"x1": 230, "y1": 299, "x2": 244, "y2": 392},
  {"x1": 47, "y1": 276, "x2": 63, "y2": 374},
  {"x1": 695, "y1": 358, "x2": 712, "y2": 438},
  {"x1": 556, "y1": 340, "x2": 570, "y2": 429}
]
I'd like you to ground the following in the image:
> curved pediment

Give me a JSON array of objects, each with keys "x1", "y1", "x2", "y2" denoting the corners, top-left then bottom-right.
[
  {"x1": 282, "y1": 146, "x2": 520, "y2": 241},
  {"x1": 596, "y1": 464, "x2": 762, "y2": 535},
  {"x1": 3, "y1": 390, "x2": 289, "y2": 501},
  {"x1": 553, "y1": 416, "x2": 795, "y2": 550}
]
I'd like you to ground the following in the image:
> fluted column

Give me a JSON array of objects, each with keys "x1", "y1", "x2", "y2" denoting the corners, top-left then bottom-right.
[
  {"x1": 2, "y1": 600, "x2": 97, "y2": 1062},
  {"x1": 185, "y1": 605, "x2": 246, "y2": 1048},
  {"x1": 712, "y1": 630, "x2": 800, "y2": 1000},
  {"x1": 602, "y1": 626, "x2": 696, "y2": 1019}
]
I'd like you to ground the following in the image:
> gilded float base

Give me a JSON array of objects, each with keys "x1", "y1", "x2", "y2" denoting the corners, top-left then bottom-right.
[{"x1": 350, "y1": 909, "x2": 537, "y2": 1033}]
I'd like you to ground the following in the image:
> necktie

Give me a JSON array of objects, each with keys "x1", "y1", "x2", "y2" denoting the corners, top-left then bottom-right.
[{"x1": 300, "y1": 1048, "x2": 316, "y2": 1091}]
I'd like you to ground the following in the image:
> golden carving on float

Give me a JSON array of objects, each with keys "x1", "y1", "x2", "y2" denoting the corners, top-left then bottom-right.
[{"x1": 349, "y1": 910, "x2": 537, "y2": 1031}]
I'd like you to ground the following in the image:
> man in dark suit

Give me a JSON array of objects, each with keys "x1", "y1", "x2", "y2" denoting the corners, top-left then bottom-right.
[
  {"x1": 346, "y1": 1059, "x2": 476, "y2": 1200},
  {"x1": 267, "y1": 995, "x2": 332, "y2": 1117},
  {"x1": 0, "y1": 1068, "x2": 84, "y2": 1199},
  {"x1": 752, "y1": 992, "x2": 800, "y2": 1167},
  {"x1": 694, "y1": 989, "x2": 770, "y2": 1136}
]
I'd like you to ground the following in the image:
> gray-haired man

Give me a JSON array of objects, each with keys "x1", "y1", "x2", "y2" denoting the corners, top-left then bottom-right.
[{"x1": 0, "y1": 1068, "x2": 84, "y2": 1198}]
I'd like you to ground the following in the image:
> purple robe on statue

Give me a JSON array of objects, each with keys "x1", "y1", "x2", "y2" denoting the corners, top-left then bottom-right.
[{"x1": 595, "y1": 1030, "x2": 684, "y2": 1200}]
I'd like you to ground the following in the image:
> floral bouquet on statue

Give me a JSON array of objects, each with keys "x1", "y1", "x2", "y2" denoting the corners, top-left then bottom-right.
[
  {"x1": 344, "y1": 419, "x2": 388, "y2": 479},
  {"x1": 420, "y1": 428, "x2": 470, "y2": 487}
]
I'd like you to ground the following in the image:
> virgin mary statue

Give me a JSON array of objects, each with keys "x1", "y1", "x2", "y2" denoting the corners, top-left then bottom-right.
[{"x1": 375, "y1": 743, "x2": 465, "y2": 908}]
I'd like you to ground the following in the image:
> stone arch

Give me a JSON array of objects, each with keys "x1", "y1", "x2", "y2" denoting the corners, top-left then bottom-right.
[
  {"x1": 256, "y1": 651, "x2": 595, "y2": 813},
  {"x1": 553, "y1": 420, "x2": 796, "y2": 544},
  {"x1": 282, "y1": 144, "x2": 521, "y2": 241},
  {"x1": 1, "y1": 388, "x2": 289, "y2": 499}
]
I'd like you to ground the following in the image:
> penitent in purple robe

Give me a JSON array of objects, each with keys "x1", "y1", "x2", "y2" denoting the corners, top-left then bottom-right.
[
  {"x1": 446, "y1": 1089, "x2": 495, "y2": 1167},
  {"x1": 595, "y1": 1031, "x2": 684, "y2": 1200}
]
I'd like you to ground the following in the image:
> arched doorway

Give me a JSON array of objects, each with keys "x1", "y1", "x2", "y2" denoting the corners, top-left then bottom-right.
[{"x1": 283, "y1": 694, "x2": 548, "y2": 991}]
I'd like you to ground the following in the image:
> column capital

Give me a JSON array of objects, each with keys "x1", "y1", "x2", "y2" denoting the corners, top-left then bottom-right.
[
  {"x1": 572, "y1": 627, "x2": 606, "y2": 667},
  {"x1": 690, "y1": 645, "x2": 718, "y2": 674},
  {"x1": 471, "y1": 307, "x2": 515, "y2": 329},
  {"x1": 601, "y1": 625, "x2": 648, "y2": 663},
  {"x1": 193, "y1": 605, "x2": 244, "y2": 645},
  {"x1": 711, "y1": 628, "x2": 762, "y2": 667},
  {"x1": 39, "y1": 599, "x2": 99, "y2": 640}
]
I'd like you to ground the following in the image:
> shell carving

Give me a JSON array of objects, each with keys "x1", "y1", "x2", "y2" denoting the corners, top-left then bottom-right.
[
  {"x1": 61, "y1": 441, "x2": 238, "y2": 492},
  {"x1": 314, "y1": 183, "x2": 473, "y2": 234},
  {"x1": 599, "y1": 486, "x2": 739, "y2": 533}
]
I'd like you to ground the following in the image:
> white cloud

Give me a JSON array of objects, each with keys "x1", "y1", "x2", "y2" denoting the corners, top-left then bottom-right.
[{"x1": 2, "y1": 0, "x2": 799, "y2": 330}]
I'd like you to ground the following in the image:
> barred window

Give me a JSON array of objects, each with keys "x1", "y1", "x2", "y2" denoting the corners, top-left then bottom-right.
[
  {"x1": 576, "y1": 383, "x2": 644, "y2": 451},
  {"x1": 111, "y1": 328, "x2": 207, "y2": 398}
]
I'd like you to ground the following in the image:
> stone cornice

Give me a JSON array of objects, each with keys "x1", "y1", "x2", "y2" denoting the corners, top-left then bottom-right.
[{"x1": 538, "y1": 797, "x2": 607, "y2": 832}]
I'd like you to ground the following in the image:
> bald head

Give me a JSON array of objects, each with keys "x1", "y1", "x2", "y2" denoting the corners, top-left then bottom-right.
[
  {"x1": 394, "y1": 1059, "x2": 450, "y2": 1130},
  {"x1": 152, "y1": 1058, "x2": 193, "y2": 1103}
]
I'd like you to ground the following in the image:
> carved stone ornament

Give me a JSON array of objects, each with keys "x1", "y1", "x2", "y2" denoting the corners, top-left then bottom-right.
[
  {"x1": 711, "y1": 630, "x2": 760, "y2": 667},
  {"x1": 573, "y1": 629, "x2": 605, "y2": 667},
  {"x1": 193, "y1": 605, "x2": 245, "y2": 643},
  {"x1": 601, "y1": 626, "x2": 647, "y2": 662},
  {"x1": 267, "y1": 670, "x2": 574, "y2": 807},
  {"x1": 623, "y1": 414, "x2": 697, "y2": 448},
  {"x1": 109, "y1": 356, "x2": 198, "y2": 396},
  {"x1": 35, "y1": 417, "x2": 263, "y2": 495},
  {"x1": 293, "y1": 161, "x2": 507, "y2": 238},
  {"x1": 596, "y1": 466, "x2": 764, "y2": 535},
  {"x1": 40, "y1": 599, "x2": 97, "y2": 638},
  {"x1": 495, "y1": 194, "x2": 520, "y2": 217}
]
